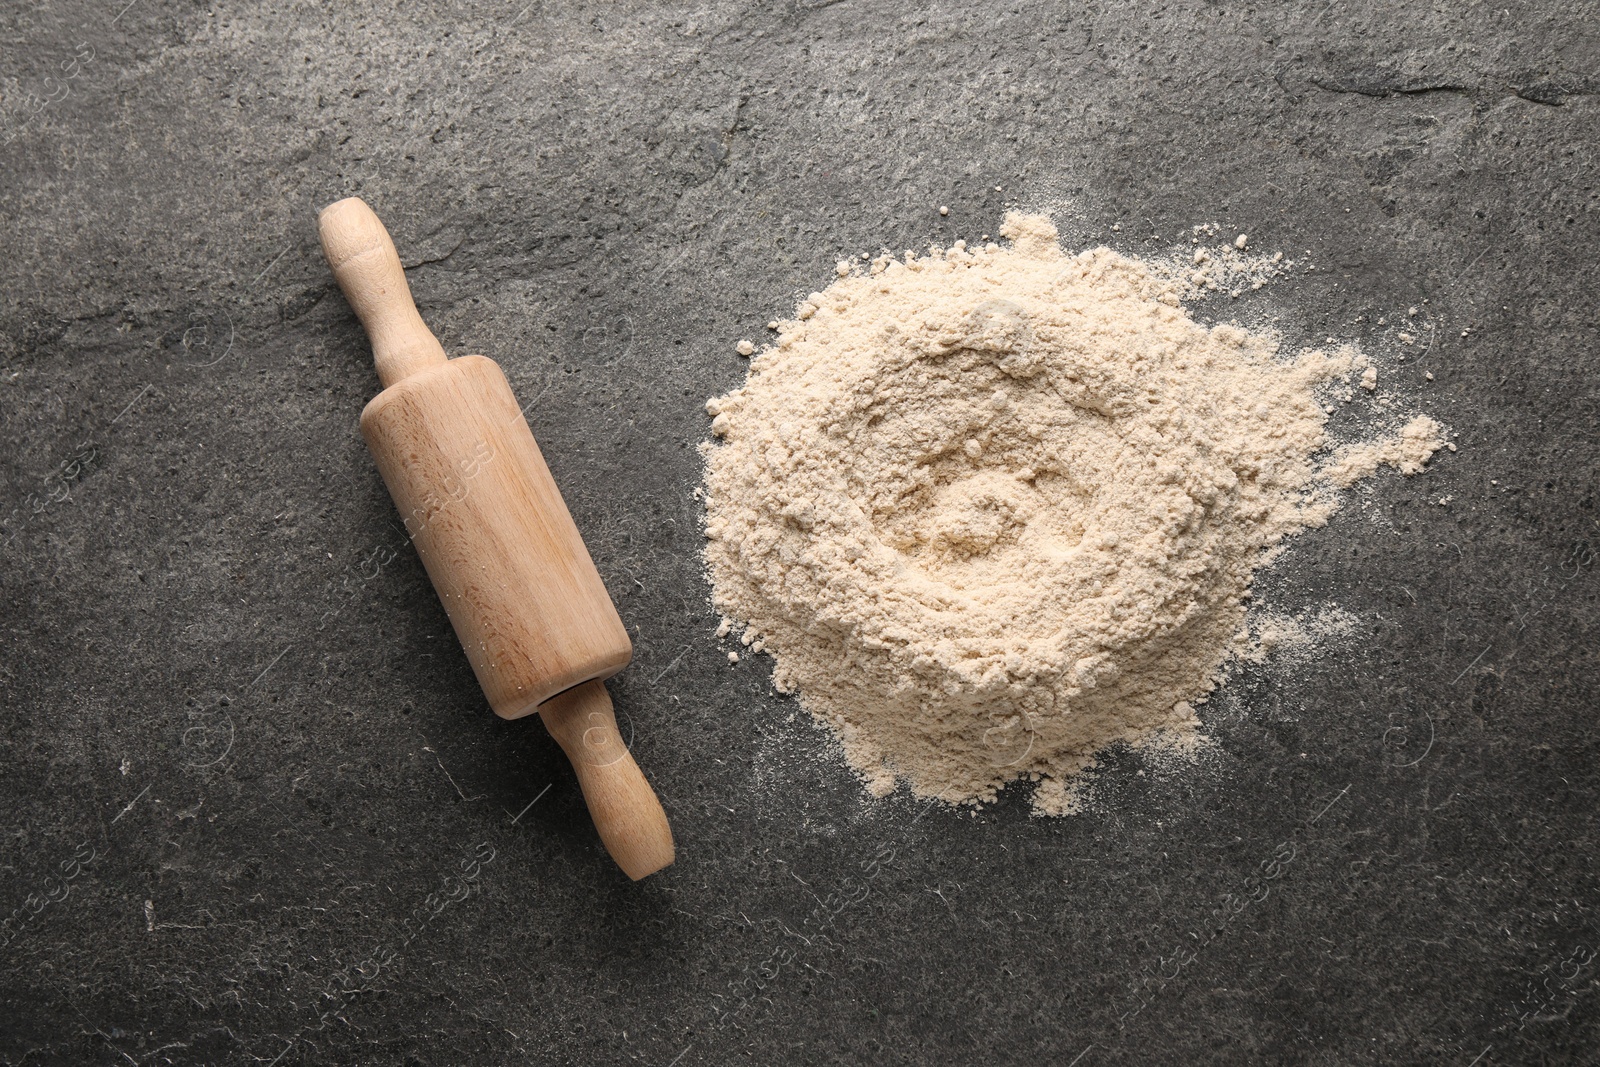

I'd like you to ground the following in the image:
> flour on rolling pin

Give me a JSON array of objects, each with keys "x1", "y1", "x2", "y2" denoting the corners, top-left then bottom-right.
[{"x1": 318, "y1": 197, "x2": 673, "y2": 880}]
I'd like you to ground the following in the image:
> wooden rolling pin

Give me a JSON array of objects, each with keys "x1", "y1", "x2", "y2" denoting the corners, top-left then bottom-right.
[{"x1": 318, "y1": 197, "x2": 673, "y2": 880}]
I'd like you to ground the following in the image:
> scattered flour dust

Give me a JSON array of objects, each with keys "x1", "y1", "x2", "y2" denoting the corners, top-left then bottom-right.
[
  {"x1": 1324, "y1": 415, "x2": 1446, "y2": 487},
  {"x1": 699, "y1": 213, "x2": 1445, "y2": 814}
]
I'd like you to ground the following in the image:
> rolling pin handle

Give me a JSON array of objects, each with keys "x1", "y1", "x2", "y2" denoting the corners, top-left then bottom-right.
[
  {"x1": 317, "y1": 197, "x2": 448, "y2": 389},
  {"x1": 539, "y1": 680, "x2": 675, "y2": 880}
]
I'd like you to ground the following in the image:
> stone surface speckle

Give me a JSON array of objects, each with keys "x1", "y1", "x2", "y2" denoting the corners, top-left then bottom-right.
[{"x1": 2, "y1": 2, "x2": 1598, "y2": 1064}]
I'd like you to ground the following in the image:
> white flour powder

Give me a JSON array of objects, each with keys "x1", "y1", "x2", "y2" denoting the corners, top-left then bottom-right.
[{"x1": 701, "y1": 213, "x2": 1443, "y2": 813}]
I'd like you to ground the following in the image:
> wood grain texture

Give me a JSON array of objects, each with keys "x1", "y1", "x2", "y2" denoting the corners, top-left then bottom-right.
[
  {"x1": 319, "y1": 197, "x2": 448, "y2": 389},
  {"x1": 361, "y1": 356, "x2": 633, "y2": 718},
  {"x1": 539, "y1": 680, "x2": 675, "y2": 880}
]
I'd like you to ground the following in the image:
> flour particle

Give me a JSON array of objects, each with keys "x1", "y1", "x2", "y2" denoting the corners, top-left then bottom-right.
[{"x1": 700, "y1": 213, "x2": 1445, "y2": 813}]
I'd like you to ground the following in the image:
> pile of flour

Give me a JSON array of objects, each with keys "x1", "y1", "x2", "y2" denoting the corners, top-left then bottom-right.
[{"x1": 700, "y1": 213, "x2": 1443, "y2": 814}]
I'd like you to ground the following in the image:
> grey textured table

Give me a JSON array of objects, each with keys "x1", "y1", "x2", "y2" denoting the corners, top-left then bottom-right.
[{"x1": 3, "y1": 2, "x2": 1598, "y2": 1064}]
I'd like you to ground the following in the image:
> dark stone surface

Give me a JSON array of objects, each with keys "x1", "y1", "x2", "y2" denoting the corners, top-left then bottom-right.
[{"x1": 2, "y1": 2, "x2": 1597, "y2": 1064}]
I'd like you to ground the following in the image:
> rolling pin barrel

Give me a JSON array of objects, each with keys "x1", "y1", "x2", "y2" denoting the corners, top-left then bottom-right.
[
  {"x1": 358, "y1": 352, "x2": 633, "y2": 716},
  {"x1": 318, "y1": 197, "x2": 673, "y2": 880}
]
